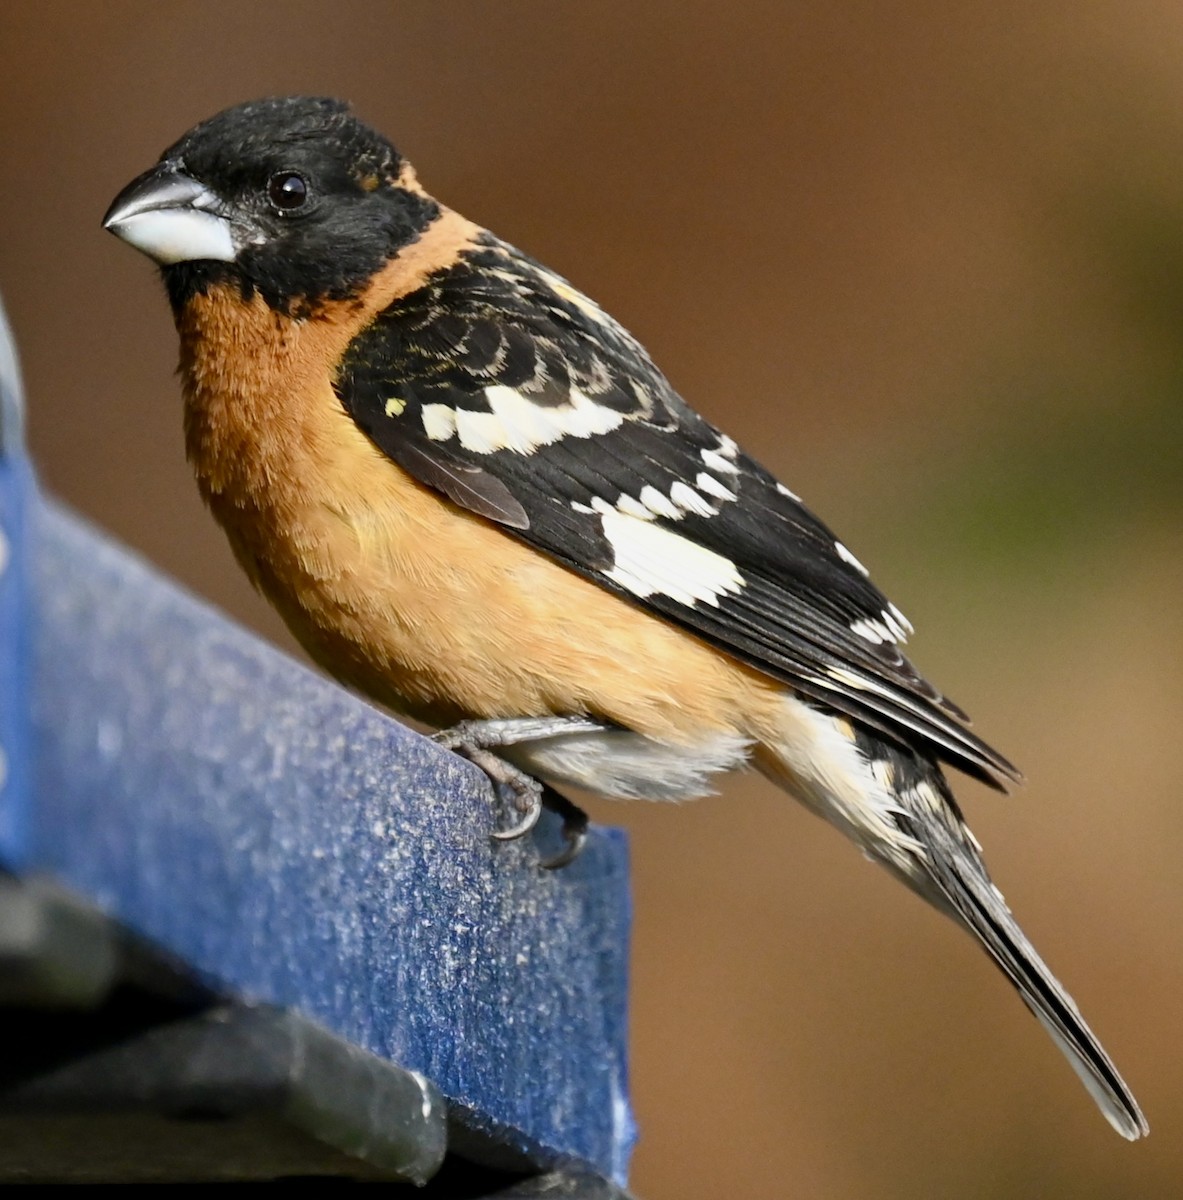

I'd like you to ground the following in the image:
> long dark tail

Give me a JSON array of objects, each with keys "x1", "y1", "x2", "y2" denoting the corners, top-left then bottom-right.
[
  {"x1": 899, "y1": 784, "x2": 1148, "y2": 1140},
  {"x1": 760, "y1": 699, "x2": 1147, "y2": 1137}
]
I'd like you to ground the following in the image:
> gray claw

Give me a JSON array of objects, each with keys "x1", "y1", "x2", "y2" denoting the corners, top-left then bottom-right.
[
  {"x1": 538, "y1": 787, "x2": 590, "y2": 870},
  {"x1": 491, "y1": 792, "x2": 544, "y2": 841}
]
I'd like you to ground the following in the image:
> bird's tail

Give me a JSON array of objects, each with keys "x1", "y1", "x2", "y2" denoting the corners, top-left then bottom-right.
[
  {"x1": 755, "y1": 697, "x2": 1148, "y2": 1138},
  {"x1": 902, "y1": 794, "x2": 1148, "y2": 1140}
]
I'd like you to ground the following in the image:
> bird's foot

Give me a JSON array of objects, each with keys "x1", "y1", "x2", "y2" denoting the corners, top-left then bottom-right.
[
  {"x1": 433, "y1": 735, "x2": 545, "y2": 840},
  {"x1": 432, "y1": 717, "x2": 598, "y2": 866}
]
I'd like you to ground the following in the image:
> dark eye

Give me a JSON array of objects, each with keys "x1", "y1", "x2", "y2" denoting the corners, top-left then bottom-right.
[{"x1": 267, "y1": 172, "x2": 308, "y2": 211}]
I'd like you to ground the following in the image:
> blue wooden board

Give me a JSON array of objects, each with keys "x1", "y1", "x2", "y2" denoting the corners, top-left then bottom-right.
[
  {"x1": 0, "y1": 293, "x2": 31, "y2": 867},
  {"x1": 26, "y1": 501, "x2": 635, "y2": 1182},
  {"x1": 0, "y1": 459, "x2": 32, "y2": 867}
]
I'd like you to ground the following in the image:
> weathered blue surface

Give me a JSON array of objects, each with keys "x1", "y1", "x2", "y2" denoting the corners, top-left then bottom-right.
[
  {"x1": 28, "y1": 502, "x2": 634, "y2": 1182},
  {"x1": 0, "y1": 293, "x2": 32, "y2": 868}
]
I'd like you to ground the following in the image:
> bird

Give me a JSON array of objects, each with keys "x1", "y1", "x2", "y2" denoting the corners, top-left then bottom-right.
[{"x1": 102, "y1": 95, "x2": 1146, "y2": 1139}]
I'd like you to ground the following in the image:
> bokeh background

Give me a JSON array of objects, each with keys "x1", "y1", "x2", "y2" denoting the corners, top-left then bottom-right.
[{"x1": 2, "y1": 3, "x2": 1180, "y2": 1196}]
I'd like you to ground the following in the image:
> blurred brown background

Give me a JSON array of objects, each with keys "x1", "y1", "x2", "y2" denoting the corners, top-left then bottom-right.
[{"x1": 2, "y1": 2, "x2": 1180, "y2": 1195}]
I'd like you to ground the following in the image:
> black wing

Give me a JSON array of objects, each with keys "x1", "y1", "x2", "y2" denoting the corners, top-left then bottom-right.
[{"x1": 334, "y1": 233, "x2": 1019, "y2": 789}]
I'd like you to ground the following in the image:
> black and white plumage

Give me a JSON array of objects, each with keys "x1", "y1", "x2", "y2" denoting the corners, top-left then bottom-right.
[
  {"x1": 102, "y1": 96, "x2": 1146, "y2": 1140},
  {"x1": 335, "y1": 233, "x2": 1017, "y2": 790}
]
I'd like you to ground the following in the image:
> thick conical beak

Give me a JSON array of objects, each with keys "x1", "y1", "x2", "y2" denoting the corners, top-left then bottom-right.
[{"x1": 103, "y1": 161, "x2": 237, "y2": 265}]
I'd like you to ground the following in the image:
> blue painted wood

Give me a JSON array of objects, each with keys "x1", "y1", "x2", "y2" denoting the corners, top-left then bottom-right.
[
  {"x1": 0, "y1": 293, "x2": 32, "y2": 868},
  {"x1": 28, "y1": 501, "x2": 635, "y2": 1183}
]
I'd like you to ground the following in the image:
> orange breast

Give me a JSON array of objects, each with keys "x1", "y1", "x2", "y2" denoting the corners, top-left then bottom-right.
[{"x1": 175, "y1": 215, "x2": 786, "y2": 744}]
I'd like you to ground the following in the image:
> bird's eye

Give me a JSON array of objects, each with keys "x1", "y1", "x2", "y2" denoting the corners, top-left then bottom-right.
[{"x1": 267, "y1": 172, "x2": 308, "y2": 212}]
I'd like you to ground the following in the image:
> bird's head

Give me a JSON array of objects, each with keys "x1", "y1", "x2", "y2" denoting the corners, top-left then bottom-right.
[{"x1": 103, "y1": 96, "x2": 439, "y2": 315}]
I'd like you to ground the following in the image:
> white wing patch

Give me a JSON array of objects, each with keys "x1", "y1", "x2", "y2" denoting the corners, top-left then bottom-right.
[
  {"x1": 615, "y1": 492, "x2": 652, "y2": 520},
  {"x1": 851, "y1": 618, "x2": 895, "y2": 645},
  {"x1": 834, "y1": 540, "x2": 870, "y2": 577},
  {"x1": 851, "y1": 603, "x2": 914, "y2": 645},
  {"x1": 421, "y1": 403, "x2": 457, "y2": 442},
  {"x1": 598, "y1": 507, "x2": 745, "y2": 607},
  {"x1": 695, "y1": 471, "x2": 737, "y2": 501},
  {"x1": 701, "y1": 447, "x2": 739, "y2": 475},
  {"x1": 453, "y1": 406, "x2": 506, "y2": 453},
  {"x1": 420, "y1": 384, "x2": 625, "y2": 454},
  {"x1": 831, "y1": 543, "x2": 913, "y2": 645},
  {"x1": 638, "y1": 484, "x2": 680, "y2": 520},
  {"x1": 670, "y1": 481, "x2": 716, "y2": 517},
  {"x1": 884, "y1": 602, "x2": 913, "y2": 639},
  {"x1": 572, "y1": 467, "x2": 738, "y2": 530}
]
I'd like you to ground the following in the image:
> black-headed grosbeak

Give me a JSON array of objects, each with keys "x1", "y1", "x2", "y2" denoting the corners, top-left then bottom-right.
[{"x1": 103, "y1": 97, "x2": 1146, "y2": 1139}]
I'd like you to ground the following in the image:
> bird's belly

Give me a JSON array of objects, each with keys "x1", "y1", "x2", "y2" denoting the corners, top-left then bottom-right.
[{"x1": 502, "y1": 725, "x2": 752, "y2": 800}]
